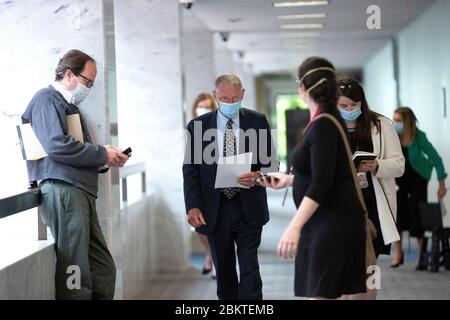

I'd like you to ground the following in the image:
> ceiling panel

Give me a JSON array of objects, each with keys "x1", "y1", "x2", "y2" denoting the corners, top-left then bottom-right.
[{"x1": 189, "y1": 0, "x2": 436, "y2": 74}]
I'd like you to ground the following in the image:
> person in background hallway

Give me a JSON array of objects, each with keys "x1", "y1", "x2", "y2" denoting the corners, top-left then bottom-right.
[
  {"x1": 191, "y1": 92, "x2": 217, "y2": 278},
  {"x1": 391, "y1": 107, "x2": 447, "y2": 270},
  {"x1": 258, "y1": 57, "x2": 367, "y2": 299},
  {"x1": 337, "y1": 79, "x2": 404, "y2": 299},
  {"x1": 192, "y1": 92, "x2": 217, "y2": 118},
  {"x1": 183, "y1": 74, "x2": 278, "y2": 300},
  {"x1": 22, "y1": 49, "x2": 130, "y2": 299}
]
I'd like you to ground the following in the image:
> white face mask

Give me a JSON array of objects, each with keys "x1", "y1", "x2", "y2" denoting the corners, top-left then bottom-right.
[
  {"x1": 70, "y1": 76, "x2": 90, "y2": 105},
  {"x1": 196, "y1": 107, "x2": 212, "y2": 117}
]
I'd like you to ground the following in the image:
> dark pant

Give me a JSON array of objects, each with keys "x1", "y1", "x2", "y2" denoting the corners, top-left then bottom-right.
[
  {"x1": 207, "y1": 193, "x2": 263, "y2": 300},
  {"x1": 40, "y1": 180, "x2": 116, "y2": 300},
  {"x1": 396, "y1": 173, "x2": 428, "y2": 238}
]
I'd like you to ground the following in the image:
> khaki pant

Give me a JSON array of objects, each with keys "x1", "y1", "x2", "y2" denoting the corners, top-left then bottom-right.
[{"x1": 40, "y1": 180, "x2": 116, "y2": 300}]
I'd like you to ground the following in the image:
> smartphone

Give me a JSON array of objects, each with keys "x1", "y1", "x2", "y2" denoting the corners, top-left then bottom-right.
[
  {"x1": 122, "y1": 147, "x2": 132, "y2": 155},
  {"x1": 98, "y1": 147, "x2": 132, "y2": 173},
  {"x1": 267, "y1": 175, "x2": 280, "y2": 183},
  {"x1": 259, "y1": 174, "x2": 280, "y2": 184}
]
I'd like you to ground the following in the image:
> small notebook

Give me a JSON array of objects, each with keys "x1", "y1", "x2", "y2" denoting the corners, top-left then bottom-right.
[
  {"x1": 17, "y1": 114, "x2": 84, "y2": 161},
  {"x1": 352, "y1": 151, "x2": 377, "y2": 169}
]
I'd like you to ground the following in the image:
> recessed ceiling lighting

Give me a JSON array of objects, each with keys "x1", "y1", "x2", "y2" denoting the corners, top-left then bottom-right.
[
  {"x1": 280, "y1": 23, "x2": 324, "y2": 30},
  {"x1": 285, "y1": 44, "x2": 318, "y2": 49},
  {"x1": 228, "y1": 18, "x2": 243, "y2": 23},
  {"x1": 277, "y1": 13, "x2": 327, "y2": 20},
  {"x1": 273, "y1": 1, "x2": 329, "y2": 8},
  {"x1": 281, "y1": 32, "x2": 321, "y2": 38},
  {"x1": 283, "y1": 39, "x2": 320, "y2": 45}
]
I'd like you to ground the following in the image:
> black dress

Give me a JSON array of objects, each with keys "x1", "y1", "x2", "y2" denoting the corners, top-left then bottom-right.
[
  {"x1": 348, "y1": 129, "x2": 391, "y2": 257},
  {"x1": 291, "y1": 114, "x2": 367, "y2": 299},
  {"x1": 395, "y1": 147, "x2": 428, "y2": 237}
]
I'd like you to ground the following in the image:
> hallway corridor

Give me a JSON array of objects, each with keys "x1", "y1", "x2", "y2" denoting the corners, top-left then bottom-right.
[{"x1": 138, "y1": 190, "x2": 450, "y2": 300}]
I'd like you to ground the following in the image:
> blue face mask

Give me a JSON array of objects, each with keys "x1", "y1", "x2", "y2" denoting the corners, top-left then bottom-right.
[
  {"x1": 219, "y1": 101, "x2": 241, "y2": 118},
  {"x1": 338, "y1": 107, "x2": 362, "y2": 122},
  {"x1": 394, "y1": 122, "x2": 404, "y2": 134}
]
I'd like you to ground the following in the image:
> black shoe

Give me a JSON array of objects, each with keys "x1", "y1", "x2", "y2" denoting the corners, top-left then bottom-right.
[
  {"x1": 390, "y1": 253, "x2": 404, "y2": 268},
  {"x1": 416, "y1": 254, "x2": 428, "y2": 271},
  {"x1": 415, "y1": 264, "x2": 427, "y2": 271}
]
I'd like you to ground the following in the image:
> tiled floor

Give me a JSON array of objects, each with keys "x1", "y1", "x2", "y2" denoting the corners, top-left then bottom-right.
[{"x1": 138, "y1": 189, "x2": 450, "y2": 300}]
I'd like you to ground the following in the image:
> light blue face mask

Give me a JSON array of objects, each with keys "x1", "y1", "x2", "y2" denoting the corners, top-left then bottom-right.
[
  {"x1": 219, "y1": 101, "x2": 241, "y2": 118},
  {"x1": 70, "y1": 75, "x2": 91, "y2": 105},
  {"x1": 338, "y1": 107, "x2": 362, "y2": 122},
  {"x1": 394, "y1": 122, "x2": 404, "y2": 134}
]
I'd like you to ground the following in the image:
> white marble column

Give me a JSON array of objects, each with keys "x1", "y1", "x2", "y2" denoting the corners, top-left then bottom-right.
[
  {"x1": 114, "y1": 0, "x2": 190, "y2": 274},
  {"x1": 181, "y1": 9, "x2": 216, "y2": 123}
]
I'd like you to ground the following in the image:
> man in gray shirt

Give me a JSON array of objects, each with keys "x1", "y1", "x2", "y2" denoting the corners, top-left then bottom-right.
[{"x1": 22, "y1": 49, "x2": 129, "y2": 299}]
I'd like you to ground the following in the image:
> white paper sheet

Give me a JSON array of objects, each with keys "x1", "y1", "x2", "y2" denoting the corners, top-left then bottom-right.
[
  {"x1": 17, "y1": 123, "x2": 48, "y2": 160},
  {"x1": 214, "y1": 152, "x2": 253, "y2": 189},
  {"x1": 441, "y1": 199, "x2": 450, "y2": 228}
]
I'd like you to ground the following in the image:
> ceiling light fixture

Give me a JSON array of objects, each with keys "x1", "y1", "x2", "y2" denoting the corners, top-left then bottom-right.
[
  {"x1": 281, "y1": 32, "x2": 321, "y2": 38},
  {"x1": 277, "y1": 13, "x2": 327, "y2": 20},
  {"x1": 273, "y1": 1, "x2": 329, "y2": 8},
  {"x1": 280, "y1": 23, "x2": 324, "y2": 30},
  {"x1": 283, "y1": 39, "x2": 320, "y2": 46},
  {"x1": 285, "y1": 44, "x2": 318, "y2": 49}
]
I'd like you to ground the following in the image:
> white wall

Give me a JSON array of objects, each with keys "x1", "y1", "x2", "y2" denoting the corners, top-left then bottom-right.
[
  {"x1": 363, "y1": 40, "x2": 397, "y2": 117},
  {"x1": 0, "y1": 242, "x2": 55, "y2": 299},
  {"x1": 397, "y1": 0, "x2": 450, "y2": 225},
  {"x1": 364, "y1": 0, "x2": 450, "y2": 226}
]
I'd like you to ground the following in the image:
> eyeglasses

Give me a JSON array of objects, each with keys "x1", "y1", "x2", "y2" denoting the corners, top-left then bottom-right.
[{"x1": 76, "y1": 73, "x2": 95, "y2": 88}]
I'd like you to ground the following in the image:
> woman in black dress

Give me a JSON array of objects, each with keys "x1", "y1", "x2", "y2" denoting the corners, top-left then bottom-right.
[{"x1": 259, "y1": 57, "x2": 367, "y2": 299}]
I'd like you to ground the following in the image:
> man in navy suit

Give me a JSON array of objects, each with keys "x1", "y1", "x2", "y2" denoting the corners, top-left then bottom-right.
[{"x1": 183, "y1": 74, "x2": 278, "y2": 300}]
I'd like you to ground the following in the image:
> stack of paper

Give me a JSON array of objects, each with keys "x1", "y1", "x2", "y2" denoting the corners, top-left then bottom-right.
[{"x1": 215, "y1": 152, "x2": 253, "y2": 189}]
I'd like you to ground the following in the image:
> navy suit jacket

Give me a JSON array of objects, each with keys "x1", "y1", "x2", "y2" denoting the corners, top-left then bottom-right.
[{"x1": 183, "y1": 108, "x2": 278, "y2": 235}]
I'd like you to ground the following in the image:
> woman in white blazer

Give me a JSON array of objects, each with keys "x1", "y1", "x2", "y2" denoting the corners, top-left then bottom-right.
[
  {"x1": 258, "y1": 79, "x2": 405, "y2": 300},
  {"x1": 336, "y1": 79, "x2": 405, "y2": 256}
]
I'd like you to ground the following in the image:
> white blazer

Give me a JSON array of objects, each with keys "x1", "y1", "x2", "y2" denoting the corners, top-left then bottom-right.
[{"x1": 371, "y1": 116, "x2": 405, "y2": 245}]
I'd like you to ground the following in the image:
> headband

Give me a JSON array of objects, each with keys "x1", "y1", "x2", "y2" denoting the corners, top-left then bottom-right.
[
  {"x1": 306, "y1": 77, "x2": 328, "y2": 94},
  {"x1": 297, "y1": 67, "x2": 335, "y2": 86}
]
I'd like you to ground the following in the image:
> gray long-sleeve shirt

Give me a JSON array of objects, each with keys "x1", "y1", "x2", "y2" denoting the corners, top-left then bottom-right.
[{"x1": 22, "y1": 85, "x2": 107, "y2": 197}]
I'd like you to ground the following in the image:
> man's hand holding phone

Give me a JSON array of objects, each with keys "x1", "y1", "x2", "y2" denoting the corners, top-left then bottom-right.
[{"x1": 105, "y1": 145, "x2": 132, "y2": 168}]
